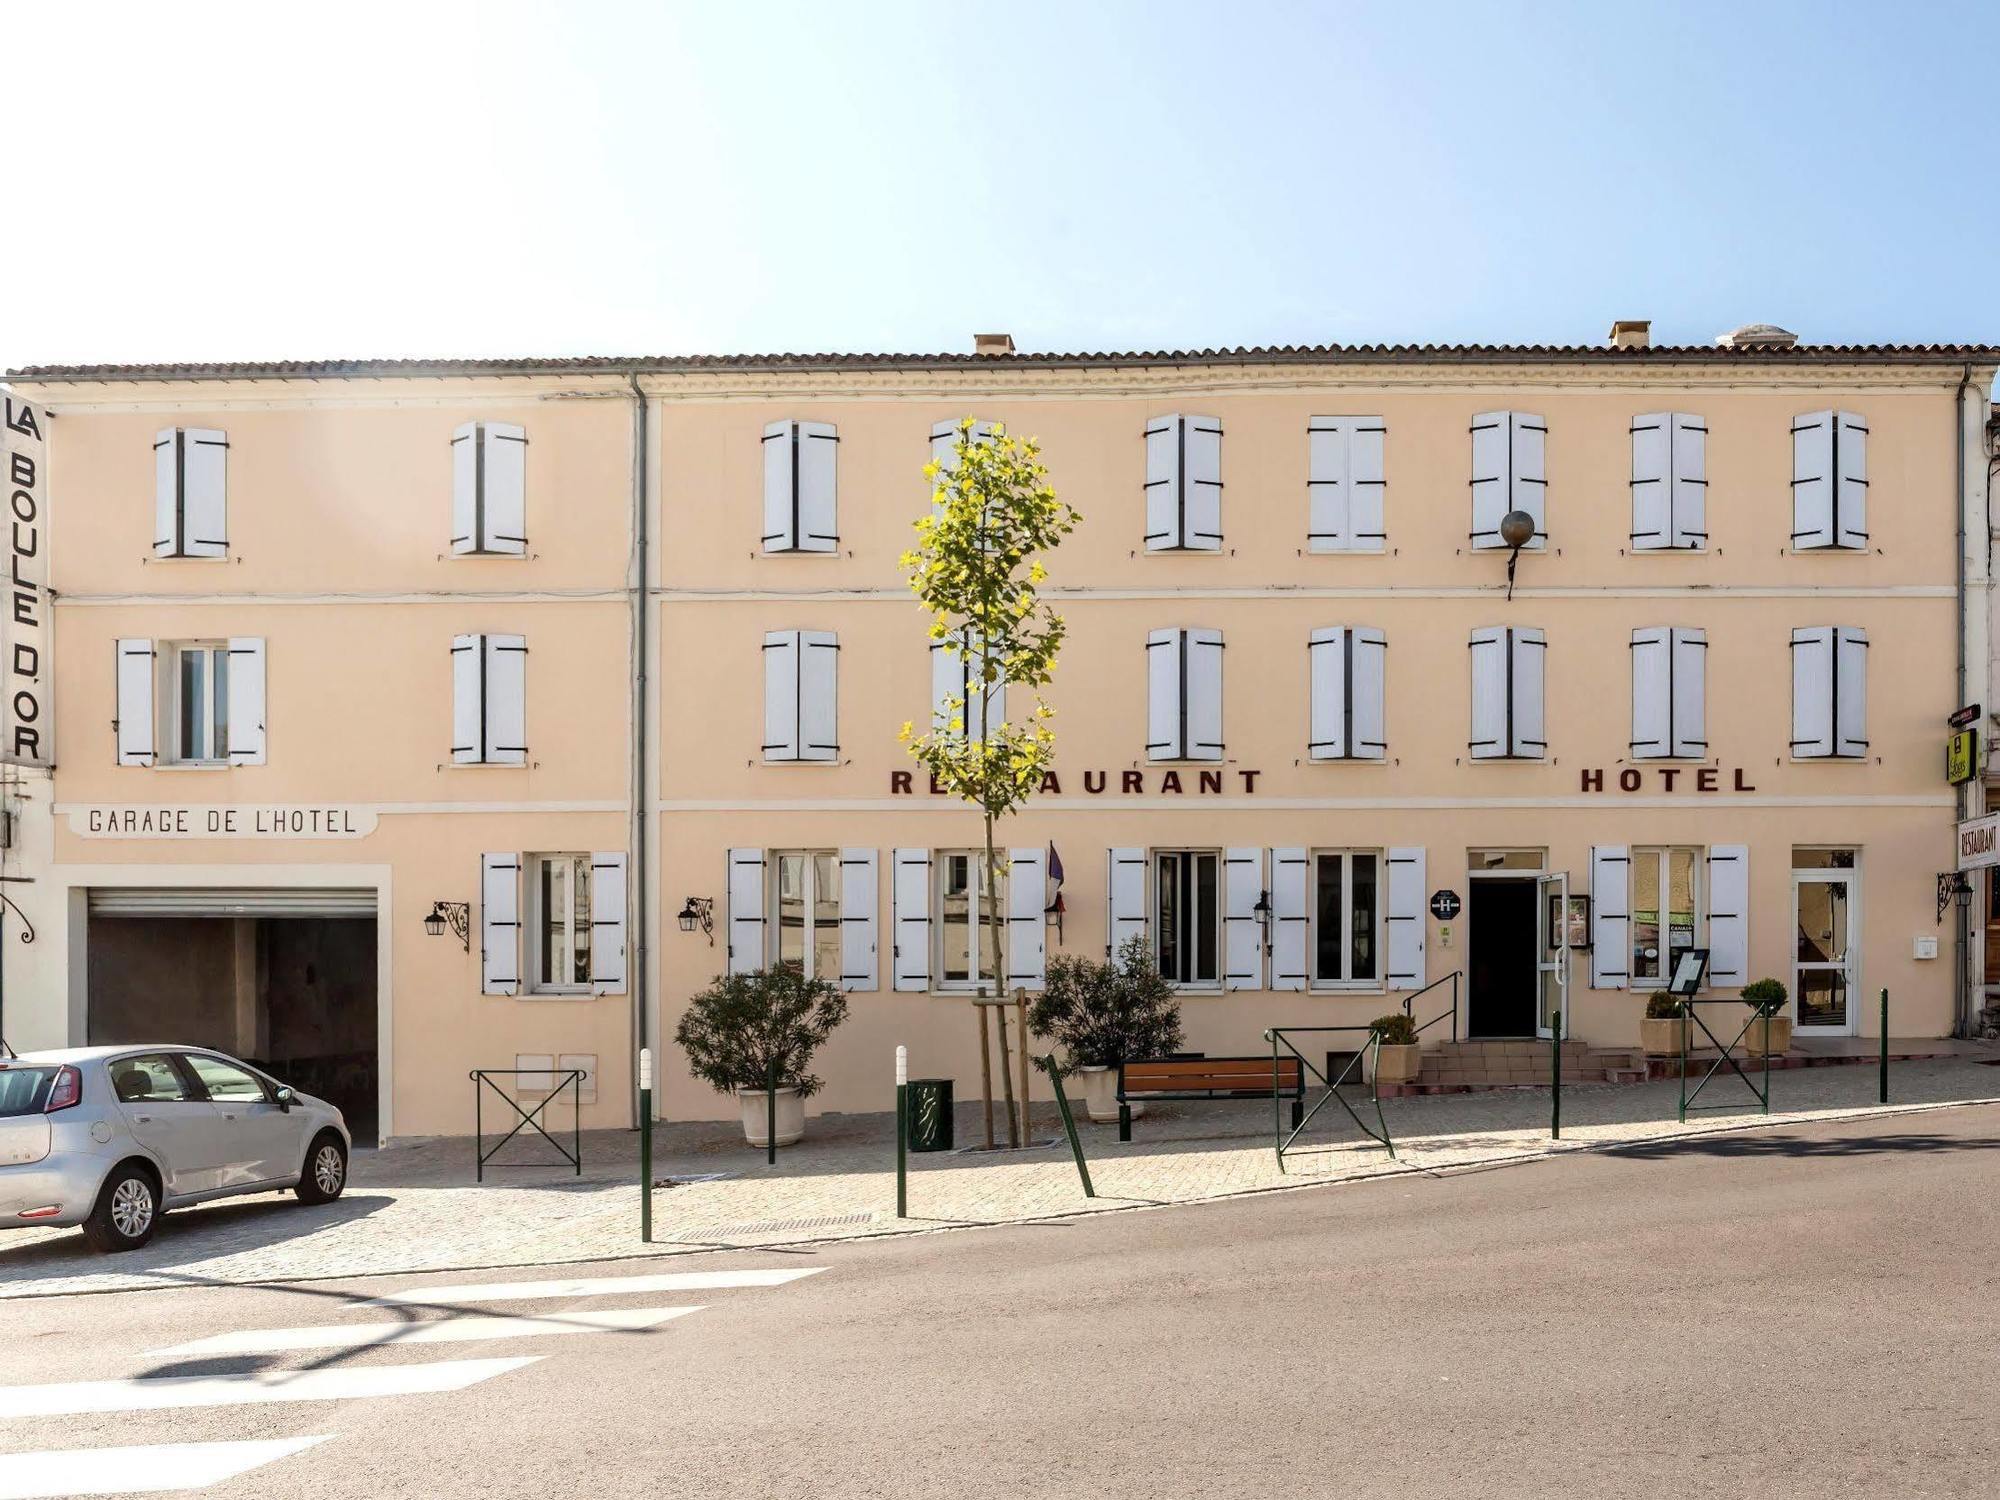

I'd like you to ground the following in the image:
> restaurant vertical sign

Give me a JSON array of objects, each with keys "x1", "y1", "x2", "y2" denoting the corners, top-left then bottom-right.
[{"x1": 2, "y1": 393, "x2": 50, "y2": 768}]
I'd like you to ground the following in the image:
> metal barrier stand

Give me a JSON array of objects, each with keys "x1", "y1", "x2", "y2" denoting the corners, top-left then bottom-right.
[
  {"x1": 1675, "y1": 998, "x2": 1783, "y2": 1124},
  {"x1": 1400, "y1": 970, "x2": 1462, "y2": 1043},
  {"x1": 469, "y1": 1068, "x2": 585, "y2": 1182},
  {"x1": 1264, "y1": 1024, "x2": 1396, "y2": 1172}
]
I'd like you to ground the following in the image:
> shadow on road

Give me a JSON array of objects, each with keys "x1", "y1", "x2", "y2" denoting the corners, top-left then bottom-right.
[{"x1": 1608, "y1": 1130, "x2": 2000, "y2": 1160}]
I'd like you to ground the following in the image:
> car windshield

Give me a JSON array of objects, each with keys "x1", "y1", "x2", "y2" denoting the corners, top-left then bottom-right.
[{"x1": 0, "y1": 1067, "x2": 58, "y2": 1117}]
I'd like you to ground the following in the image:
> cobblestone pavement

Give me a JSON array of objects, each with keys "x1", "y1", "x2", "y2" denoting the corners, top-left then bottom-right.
[{"x1": 6, "y1": 1051, "x2": 1997, "y2": 1298}]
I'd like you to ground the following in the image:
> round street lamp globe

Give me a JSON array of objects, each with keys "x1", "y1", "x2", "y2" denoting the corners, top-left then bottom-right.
[{"x1": 1499, "y1": 510, "x2": 1536, "y2": 550}]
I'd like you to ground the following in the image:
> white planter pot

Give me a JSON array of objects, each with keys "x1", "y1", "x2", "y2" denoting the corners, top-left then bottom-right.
[
  {"x1": 1077, "y1": 1065, "x2": 1142, "y2": 1124},
  {"x1": 737, "y1": 1085, "x2": 805, "y2": 1147}
]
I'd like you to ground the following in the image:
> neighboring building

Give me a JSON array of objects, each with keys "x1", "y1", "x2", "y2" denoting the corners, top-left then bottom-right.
[{"x1": 4, "y1": 328, "x2": 1994, "y2": 1135}]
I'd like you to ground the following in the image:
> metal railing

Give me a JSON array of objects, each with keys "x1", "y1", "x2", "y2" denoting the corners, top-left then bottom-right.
[
  {"x1": 1399, "y1": 969, "x2": 1462, "y2": 1042},
  {"x1": 1674, "y1": 998, "x2": 1785, "y2": 1123},
  {"x1": 1263, "y1": 1024, "x2": 1396, "y2": 1172},
  {"x1": 470, "y1": 1068, "x2": 584, "y2": 1182}
]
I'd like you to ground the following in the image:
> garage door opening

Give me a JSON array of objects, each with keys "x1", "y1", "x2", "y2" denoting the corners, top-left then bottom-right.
[{"x1": 86, "y1": 887, "x2": 379, "y2": 1144}]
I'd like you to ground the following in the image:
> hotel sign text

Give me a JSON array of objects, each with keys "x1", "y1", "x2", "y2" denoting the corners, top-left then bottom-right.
[{"x1": 70, "y1": 805, "x2": 378, "y2": 840}]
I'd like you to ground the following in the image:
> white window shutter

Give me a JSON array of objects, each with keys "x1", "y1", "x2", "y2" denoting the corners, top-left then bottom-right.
[
  {"x1": 838, "y1": 847, "x2": 878, "y2": 992},
  {"x1": 727, "y1": 849, "x2": 766, "y2": 976},
  {"x1": 1671, "y1": 414, "x2": 1708, "y2": 549},
  {"x1": 180, "y1": 428, "x2": 228, "y2": 558},
  {"x1": 1468, "y1": 626, "x2": 1507, "y2": 759},
  {"x1": 1143, "y1": 416, "x2": 1180, "y2": 550},
  {"x1": 153, "y1": 429, "x2": 178, "y2": 556},
  {"x1": 225, "y1": 637, "x2": 267, "y2": 766},
  {"x1": 115, "y1": 638, "x2": 156, "y2": 766},
  {"x1": 1706, "y1": 844, "x2": 1749, "y2": 988},
  {"x1": 1629, "y1": 414, "x2": 1672, "y2": 551},
  {"x1": 1792, "y1": 411, "x2": 1835, "y2": 549},
  {"x1": 1007, "y1": 846, "x2": 1047, "y2": 990},
  {"x1": 1511, "y1": 628, "x2": 1547, "y2": 757},
  {"x1": 1589, "y1": 846, "x2": 1630, "y2": 989},
  {"x1": 930, "y1": 638, "x2": 961, "y2": 737},
  {"x1": 485, "y1": 634, "x2": 528, "y2": 766},
  {"x1": 1469, "y1": 412, "x2": 1508, "y2": 549},
  {"x1": 450, "y1": 421, "x2": 480, "y2": 556},
  {"x1": 1351, "y1": 628, "x2": 1387, "y2": 760},
  {"x1": 1185, "y1": 628, "x2": 1224, "y2": 762},
  {"x1": 1307, "y1": 420, "x2": 1350, "y2": 552},
  {"x1": 762, "y1": 420, "x2": 798, "y2": 552},
  {"x1": 1183, "y1": 416, "x2": 1222, "y2": 550},
  {"x1": 1145, "y1": 629, "x2": 1183, "y2": 760},
  {"x1": 589, "y1": 852, "x2": 628, "y2": 995},
  {"x1": 891, "y1": 848, "x2": 930, "y2": 992},
  {"x1": 1835, "y1": 627, "x2": 1868, "y2": 758},
  {"x1": 451, "y1": 633, "x2": 483, "y2": 765},
  {"x1": 1223, "y1": 847, "x2": 1263, "y2": 991},
  {"x1": 480, "y1": 853, "x2": 521, "y2": 996},
  {"x1": 798, "y1": 631, "x2": 839, "y2": 762},
  {"x1": 762, "y1": 630, "x2": 801, "y2": 762},
  {"x1": 929, "y1": 420, "x2": 993, "y2": 525},
  {"x1": 797, "y1": 422, "x2": 838, "y2": 553},
  {"x1": 479, "y1": 422, "x2": 528, "y2": 556},
  {"x1": 1791, "y1": 626, "x2": 1835, "y2": 758},
  {"x1": 1307, "y1": 627, "x2": 1347, "y2": 761},
  {"x1": 1269, "y1": 847, "x2": 1309, "y2": 991},
  {"x1": 1834, "y1": 412, "x2": 1868, "y2": 549},
  {"x1": 1350, "y1": 421, "x2": 1386, "y2": 550},
  {"x1": 1385, "y1": 846, "x2": 1425, "y2": 992},
  {"x1": 1106, "y1": 848, "x2": 1148, "y2": 958},
  {"x1": 1629, "y1": 627, "x2": 1670, "y2": 759},
  {"x1": 1672, "y1": 628, "x2": 1708, "y2": 759}
]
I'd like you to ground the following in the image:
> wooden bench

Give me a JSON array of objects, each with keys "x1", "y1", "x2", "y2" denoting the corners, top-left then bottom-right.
[{"x1": 1116, "y1": 1056, "x2": 1304, "y2": 1141}]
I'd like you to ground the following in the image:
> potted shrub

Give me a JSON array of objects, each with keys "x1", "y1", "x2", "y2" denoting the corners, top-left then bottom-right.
[
  {"x1": 1370, "y1": 1012, "x2": 1421, "y2": 1084},
  {"x1": 1640, "y1": 990, "x2": 1692, "y2": 1056},
  {"x1": 1029, "y1": 936, "x2": 1185, "y2": 1122},
  {"x1": 1740, "y1": 977, "x2": 1792, "y2": 1056},
  {"x1": 673, "y1": 964, "x2": 849, "y2": 1147}
]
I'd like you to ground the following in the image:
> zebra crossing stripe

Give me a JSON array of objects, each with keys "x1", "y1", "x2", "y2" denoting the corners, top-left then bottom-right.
[
  {"x1": 0, "y1": 1356, "x2": 539, "y2": 1420},
  {"x1": 361, "y1": 1265, "x2": 825, "y2": 1306},
  {"x1": 0, "y1": 1436, "x2": 329, "y2": 1498},
  {"x1": 149, "y1": 1304, "x2": 700, "y2": 1356}
]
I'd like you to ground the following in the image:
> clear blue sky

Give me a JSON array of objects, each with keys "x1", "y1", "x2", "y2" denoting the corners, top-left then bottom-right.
[{"x1": 4, "y1": 0, "x2": 1995, "y2": 366}]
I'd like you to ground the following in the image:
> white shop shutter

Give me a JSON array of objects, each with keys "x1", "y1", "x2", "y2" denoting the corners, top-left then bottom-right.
[
  {"x1": 1671, "y1": 628, "x2": 1708, "y2": 758},
  {"x1": 1791, "y1": 411, "x2": 1835, "y2": 549},
  {"x1": 485, "y1": 634, "x2": 528, "y2": 766},
  {"x1": 1589, "y1": 845, "x2": 1630, "y2": 989},
  {"x1": 153, "y1": 430, "x2": 178, "y2": 556},
  {"x1": 1791, "y1": 626, "x2": 1835, "y2": 759},
  {"x1": 115, "y1": 638, "x2": 156, "y2": 766},
  {"x1": 450, "y1": 421, "x2": 480, "y2": 554},
  {"x1": 798, "y1": 630, "x2": 839, "y2": 762},
  {"x1": 1835, "y1": 626, "x2": 1869, "y2": 758},
  {"x1": 1223, "y1": 847, "x2": 1263, "y2": 991},
  {"x1": 838, "y1": 847, "x2": 878, "y2": 993},
  {"x1": 589, "y1": 852, "x2": 628, "y2": 995},
  {"x1": 1145, "y1": 628, "x2": 1183, "y2": 760},
  {"x1": 1143, "y1": 415, "x2": 1222, "y2": 552},
  {"x1": 225, "y1": 636, "x2": 267, "y2": 766},
  {"x1": 1470, "y1": 411, "x2": 1545, "y2": 550},
  {"x1": 1186, "y1": 628, "x2": 1225, "y2": 762},
  {"x1": 480, "y1": 853, "x2": 521, "y2": 996},
  {"x1": 727, "y1": 848, "x2": 767, "y2": 976},
  {"x1": 1384, "y1": 845, "x2": 1425, "y2": 992},
  {"x1": 480, "y1": 422, "x2": 528, "y2": 556},
  {"x1": 891, "y1": 848, "x2": 930, "y2": 991},
  {"x1": 1308, "y1": 628, "x2": 1347, "y2": 761},
  {"x1": 1007, "y1": 846, "x2": 1046, "y2": 990},
  {"x1": 1269, "y1": 847, "x2": 1309, "y2": 991},
  {"x1": 1705, "y1": 844, "x2": 1749, "y2": 988},
  {"x1": 1106, "y1": 847, "x2": 1148, "y2": 958},
  {"x1": 180, "y1": 428, "x2": 229, "y2": 558},
  {"x1": 1833, "y1": 411, "x2": 1868, "y2": 550},
  {"x1": 1630, "y1": 628, "x2": 1670, "y2": 758},
  {"x1": 1671, "y1": 414, "x2": 1708, "y2": 549}
]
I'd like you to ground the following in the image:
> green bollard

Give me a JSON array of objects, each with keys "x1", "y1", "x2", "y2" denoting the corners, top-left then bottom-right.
[
  {"x1": 1880, "y1": 988, "x2": 1889, "y2": 1104},
  {"x1": 1550, "y1": 1010, "x2": 1561, "y2": 1140},
  {"x1": 895, "y1": 1045, "x2": 908, "y2": 1219},
  {"x1": 639, "y1": 1047, "x2": 654, "y2": 1244},
  {"x1": 1044, "y1": 1056, "x2": 1096, "y2": 1199},
  {"x1": 766, "y1": 1057, "x2": 777, "y2": 1167}
]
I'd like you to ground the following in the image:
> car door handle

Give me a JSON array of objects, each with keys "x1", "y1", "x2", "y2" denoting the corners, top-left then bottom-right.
[
  {"x1": 221, "y1": 1113, "x2": 238, "y2": 1122},
  {"x1": 134, "y1": 1115, "x2": 152, "y2": 1124}
]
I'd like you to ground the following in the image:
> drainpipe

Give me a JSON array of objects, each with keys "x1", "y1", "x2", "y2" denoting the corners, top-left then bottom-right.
[
  {"x1": 1953, "y1": 364, "x2": 1972, "y2": 1036},
  {"x1": 628, "y1": 373, "x2": 650, "y2": 1122}
]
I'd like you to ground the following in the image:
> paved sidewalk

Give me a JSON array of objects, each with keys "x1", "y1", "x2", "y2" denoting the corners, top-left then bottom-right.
[{"x1": 5, "y1": 1049, "x2": 1998, "y2": 1298}]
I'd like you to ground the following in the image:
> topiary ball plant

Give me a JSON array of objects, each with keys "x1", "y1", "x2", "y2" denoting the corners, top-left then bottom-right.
[
  {"x1": 1645, "y1": 990, "x2": 1682, "y2": 1020},
  {"x1": 1740, "y1": 977, "x2": 1788, "y2": 1015},
  {"x1": 673, "y1": 964, "x2": 850, "y2": 1098},
  {"x1": 1371, "y1": 1013, "x2": 1419, "y2": 1046}
]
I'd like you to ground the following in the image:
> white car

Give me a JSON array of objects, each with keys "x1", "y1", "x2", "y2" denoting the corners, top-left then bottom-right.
[{"x1": 0, "y1": 1044, "x2": 351, "y2": 1253}]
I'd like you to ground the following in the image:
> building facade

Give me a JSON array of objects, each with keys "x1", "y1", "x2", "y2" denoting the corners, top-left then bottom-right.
[{"x1": 4, "y1": 332, "x2": 1994, "y2": 1136}]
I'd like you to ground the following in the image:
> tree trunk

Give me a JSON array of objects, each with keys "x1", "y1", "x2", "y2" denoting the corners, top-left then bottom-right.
[{"x1": 985, "y1": 810, "x2": 1018, "y2": 1147}]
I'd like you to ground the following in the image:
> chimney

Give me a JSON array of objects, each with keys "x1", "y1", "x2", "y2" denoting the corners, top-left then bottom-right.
[
  {"x1": 1608, "y1": 320, "x2": 1651, "y2": 350},
  {"x1": 973, "y1": 332, "x2": 1016, "y2": 357}
]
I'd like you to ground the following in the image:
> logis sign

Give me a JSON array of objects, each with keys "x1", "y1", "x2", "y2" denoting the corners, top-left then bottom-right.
[{"x1": 1, "y1": 395, "x2": 49, "y2": 769}]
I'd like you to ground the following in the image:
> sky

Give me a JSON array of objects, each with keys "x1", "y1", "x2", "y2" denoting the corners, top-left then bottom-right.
[{"x1": 2, "y1": 0, "x2": 1996, "y2": 367}]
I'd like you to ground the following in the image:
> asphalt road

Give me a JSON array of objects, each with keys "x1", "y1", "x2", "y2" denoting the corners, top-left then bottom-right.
[{"x1": 5, "y1": 1105, "x2": 1998, "y2": 1499}]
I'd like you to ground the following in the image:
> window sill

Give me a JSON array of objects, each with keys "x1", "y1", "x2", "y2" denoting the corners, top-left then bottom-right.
[
  {"x1": 1786, "y1": 756, "x2": 1868, "y2": 765},
  {"x1": 1306, "y1": 545, "x2": 1387, "y2": 556},
  {"x1": 520, "y1": 989, "x2": 598, "y2": 1002},
  {"x1": 449, "y1": 760, "x2": 529, "y2": 769},
  {"x1": 1309, "y1": 985, "x2": 1388, "y2": 997},
  {"x1": 153, "y1": 761, "x2": 229, "y2": 772},
  {"x1": 761, "y1": 758, "x2": 843, "y2": 768},
  {"x1": 148, "y1": 555, "x2": 232, "y2": 564},
  {"x1": 1306, "y1": 756, "x2": 1390, "y2": 767}
]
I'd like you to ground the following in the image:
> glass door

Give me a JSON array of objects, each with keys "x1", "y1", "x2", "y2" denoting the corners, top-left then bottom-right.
[
  {"x1": 1536, "y1": 871, "x2": 1570, "y2": 1039},
  {"x1": 1793, "y1": 871, "x2": 1857, "y2": 1034}
]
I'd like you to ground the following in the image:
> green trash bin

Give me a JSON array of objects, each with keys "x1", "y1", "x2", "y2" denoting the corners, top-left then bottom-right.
[{"x1": 906, "y1": 1078, "x2": 954, "y2": 1152}]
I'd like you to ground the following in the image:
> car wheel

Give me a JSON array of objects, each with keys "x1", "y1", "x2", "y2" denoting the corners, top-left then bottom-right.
[
  {"x1": 82, "y1": 1163, "x2": 160, "y2": 1253},
  {"x1": 295, "y1": 1132, "x2": 348, "y2": 1205}
]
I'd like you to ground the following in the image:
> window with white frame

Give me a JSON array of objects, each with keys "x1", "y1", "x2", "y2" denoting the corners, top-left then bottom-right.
[
  {"x1": 934, "y1": 850, "x2": 1006, "y2": 989},
  {"x1": 1629, "y1": 627, "x2": 1707, "y2": 760},
  {"x1": 1308, "y1": 627, "x2": 1386, "y2": 760},
  {"x1": 771, "y1": 850, "x2": 843, "y2": 982},
  {"x1": 451, "y1": 633, "x2": 528, "y2": 766},
  {"x1": 449, "y1": 421, "x2": 528, "y2": 556},
  {"x1": 762, "y1": 630, "x2": 839, "y2": 763},
  {"x1": 1143, "y1": 414, "x2": 1223, "y2": 552},
  {"x1": 527, "y1": 853, "x2": 593, "y2": 994},
  {"x1": 1630, "y1": 846, "x2": 1702, "y2": 985},
  {"x1": 116, "y1": 637, "x2": 267, "y2": 768},
  {"x1": 762, "y1": 420, "x2": 838, "y2": 553},
  {"x1": 152, "y1": 427, "x2": 228, "y2": 558},
  {"x1": 1155, "y1": 850, "x2": 1221, "y2": 986},
  {"x1": 1468, "y1": 626, "x2": 1546, "y2": 760},
  {"x1": 1307, "y1": 418, "x2": 1386, "y2": 553},
  {"x1": 1469, "y1": 411, "x2": 1545, "y2": 550},
  {"x1": 1629, "y1": 413, "x2": 1707, "y2": 551},
  {"x1": 1312, "y1": 850, "x2": 1382, "y2": 986},
  {"x1": 1791, "y1": 626, "x2": 1868, "y2": 759},
  {"x1": 168, "y1": 642, "x2": 230, "y2": 765},
  {"x1": 1791, "y1": 410, "x2": 1867, "y2": 551},
  {"x1": 1146, "y1": 628, "x2": 1224, "y2": 762}
]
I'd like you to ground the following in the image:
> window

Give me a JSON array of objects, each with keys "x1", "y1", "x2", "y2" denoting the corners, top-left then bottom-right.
[
  {"x1": 109, "y1": 1054, "x2": 191, "y2": 1104},
  {"x1": 1790, "y1": 626, "x2": 1868, "y2": 759},
  {"x1": 1468, "y1": 626, "x2": 1547, "y2": 760},
  {"x1": 1146, "y1": 628, "x2": 1224, "y2": 762},
  {"x1": 1155, "y1": 850, "x2": 1220, "y2": 986},
  {"x1": 762, "y1": 420, "x2": 838, "y2": 553},
  {"x1": 152, "y1": 427, "x2": 228, "y2": 558},
  {"x1": 1469, "y1": 411, "x2": 1545, "y2": 550},
  {"x1": 450, "y1": 421, "x2": 528, "y2": 556},
  {"x1": 1313, "y1": 851, "x2": 1381, "y2": 985},
  {"x1": 452, "y1": 633, "x2": 528, "y2": 766},
  {"x1": 1308, "y1": 627, "x2": 1387, "y2": 760},
  {"x1": 185, "y1": 1054, "x2": 267, "y2": 1102},
  {"x1": 928, "y1": 420, "x2": 997, "y2": 529},
  {"x1": 1791, "y1": 410, "x2": 1867, "y2": 551},
  {"x1": 125, "y1": 638, "x2": 266, "y2": 768},
  {"x1": 1629, "y1": 413, "x2": 1707, "y2": 551},
  {"x1": 528, "y1": 853, "x2": 594, "y2": 993},
  {"x1": 1143, "y1": 414, "x2": 1223, "y2": 552},
  {"x1": 762, "y1": 629, "x2": 839, "y2": 763},
  {"x1": 772, "y1": 850, "x2": 842, "y2": 982},
  {"x1": 1630, "y1": 627, "x2": 1707, "y2": 760},
  {"x1": 931, "y1": 631, "x2": 1005, "y2": 741},
  {"x1": 1630, "y1": 847, "x2": 1702, "y2": 984},
  {"x1": 935, "y1": 850, "x2": 1006, "y2": 988},
  {"x1": 170, "y1": 642, "x2": 229, "y2": 764},
  {"x1": 1307, "y1": 418, "x2": 1386, "y2": 553}
]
